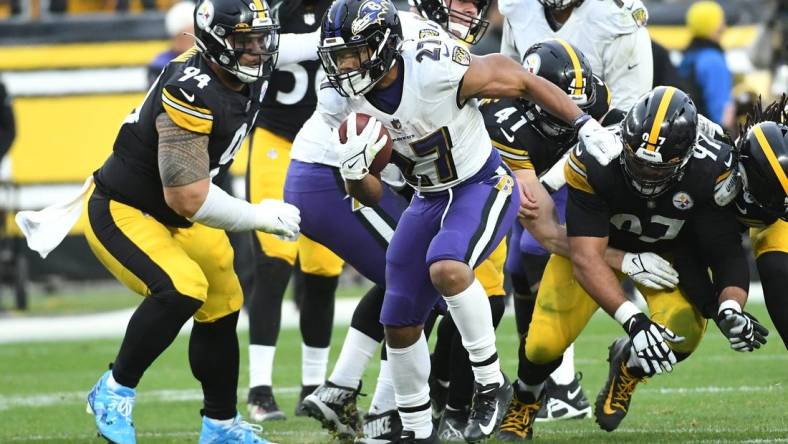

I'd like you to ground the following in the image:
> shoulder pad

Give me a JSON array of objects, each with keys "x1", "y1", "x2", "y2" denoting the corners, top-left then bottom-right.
[
  {"x1": 565, "y1": 142, "x2": 596, "y2": 194},
  {"x1": 161, "y1": 84, "x2": 213, "y2": 135},
  {"x1": 583, "y1": 0, "x2": 648, "y2": 36}
]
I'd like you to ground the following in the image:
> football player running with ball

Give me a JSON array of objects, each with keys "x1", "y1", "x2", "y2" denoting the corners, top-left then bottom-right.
[{"x1": 316, "y1": 0, "x2": 620, "y2": 441}]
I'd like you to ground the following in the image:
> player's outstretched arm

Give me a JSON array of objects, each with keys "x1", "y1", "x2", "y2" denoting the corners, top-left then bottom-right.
[
  {"x1": 460, "y1": 54, "x2": 624, "y2": 165},
  {"x1": 156, "y1": 113, "x2": 301, "y2": 239},
  {"x1": 459, "y1": 53, "x2": 583, "y2": 124}
]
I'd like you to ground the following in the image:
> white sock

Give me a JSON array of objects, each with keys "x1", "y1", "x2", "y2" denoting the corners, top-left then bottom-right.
[
  {"x1": 388, "y1": 335, "x2": 433, "y2": 439},
  {"x1": 249, "y1": 345, "x2": 276, "y2": 388},
  {"x1": 443, "y1": 279, "x2": 503, "y2": 386},
  {"x1": 205, "y1": 416, "x2": 235, "y2": 426},
  {"x1": 107, "y1": 372, "x2": 124, "y2": 390},
  {"x1": 550, "y1": 343, "x2": 576, "y2": 385},
  {"x1": 302, "y1": 344, "x2": 330, "y2": 387},
  {"x1": 328, "y1": 327, "x2": 380, "y2": 388},
  {"x1": 369, "y1": 359, "x2": 397, "y2": 415}
]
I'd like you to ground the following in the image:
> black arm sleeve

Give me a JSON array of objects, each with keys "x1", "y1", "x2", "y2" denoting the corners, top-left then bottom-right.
[
  {"x1": 672, "y1": 241, "x2": 717, "y2": 318},
  {"x1": 692, "y1": 203, "x2": 749, "y2": 295},
  {"x1": 0, "y1": 82, "x2": 16, "y2": 160},
  {"x1": 566, "y1": 187, "x2": 610, "y2": 238}
]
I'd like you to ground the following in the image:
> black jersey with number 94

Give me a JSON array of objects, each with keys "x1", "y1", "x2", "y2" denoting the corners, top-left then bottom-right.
[{"x1": 94, "y1": 49, "x2": 267, "y2": 227}]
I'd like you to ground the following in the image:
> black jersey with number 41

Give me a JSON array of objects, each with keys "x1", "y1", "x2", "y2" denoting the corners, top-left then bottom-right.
[
  {"x1": 480, "y1": 74, "x2": 611, "y2": 175},
  {"x1": 94, "y1": 48, "x2": 267, "y2": 227},
  {"x1": 565, "y1": 129, "x2": 739, "y2": 254}
]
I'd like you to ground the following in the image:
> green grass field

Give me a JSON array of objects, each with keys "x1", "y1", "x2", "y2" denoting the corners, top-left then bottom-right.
[{"x1": 0, "y1": 303, "x2": 785, "y2": 443}]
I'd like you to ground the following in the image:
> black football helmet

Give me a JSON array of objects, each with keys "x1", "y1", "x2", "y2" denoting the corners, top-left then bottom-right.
[
  {"x1": 738, "y1": 121, "x2": 788, "y2": 220},
  {"x1": 537, "y1": 0, "x2": 583, "y2": 11},
  {"x1": 318, "y1": 0, "x2": 403, "y2": 97},
  {"x1": 193, "y1": 0, "x2": 280, "y2": 83},
  {"x1": 620, "y1": 86, "x2": 698, "y2": 198},
  {"x1": 410, "y1": 0, "x2": 490, "y2": 45},
  {"x1": 519, "y1": 39, "x2": 603, "y2": 142}
]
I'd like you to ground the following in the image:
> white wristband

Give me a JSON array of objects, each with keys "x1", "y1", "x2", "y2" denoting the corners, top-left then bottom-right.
[
  {"x1": 718, "y1": 299, "x2": 742, "y2": 315},
  {"x1": 189, "y1": 183, "x2": 258, "y2": 232},
  {"x1": 614, "y1": 301, "x2": 641, "y2": 326}
]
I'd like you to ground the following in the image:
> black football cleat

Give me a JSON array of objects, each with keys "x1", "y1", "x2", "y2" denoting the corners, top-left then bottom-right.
[
  {"x1": 428, "y1": 376, "x2": 449, "y2": 426},
  {"x1": 301, "y1": 380, "x2": 362, "y2": 440},
  {"x1": 397, "y1": 429, "x2": 439, "y2": 443},
  {"x1": 294, "y1": 385, "x2": 318, "y2": 417},
  {"x1": 535, "y1": 373, "x2": 591, "y2": 422},
  {"x1": 247, "y1": 385, "x2": 286, "y2": 422},
  {"x1": 355, "y1": 409, "x2": 402, "y2": 443},
  {"x1": 497, "y1": 382, "x2": 545, "y2": 441},
  {"x1": 436, "y1": 406, "x2": 469, "y2": 442},
  {"x1": 594, "y1": 336, "x2": 646, "y2": 432},
  {"x1": 463, "y1": 373, "x2": 513, "y2": 443}
]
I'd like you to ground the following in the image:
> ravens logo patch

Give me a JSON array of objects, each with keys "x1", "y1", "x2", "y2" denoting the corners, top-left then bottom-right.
[{"x1": 452, "y1": 46, "x2": 471, "y2": 66}]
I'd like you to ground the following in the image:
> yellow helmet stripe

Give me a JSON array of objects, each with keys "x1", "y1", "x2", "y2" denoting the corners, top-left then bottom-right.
[
  {"x1": 753, "y1": 124, "x2": 788, "y2": 195},
  {"x1": 555, "y1": 39, "x2": 583, "y2": 96},
  {"x1": 646, "y1": 86, "x2": 676, "y2": 151},
  {"x1": 252, "y1": 0, "x2": 265, "y2": 14}
]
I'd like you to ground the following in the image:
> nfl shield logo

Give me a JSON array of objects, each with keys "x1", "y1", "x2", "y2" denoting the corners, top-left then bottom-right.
[
  {"x1": 392, "y1": 119, "x2": 402, "y2": 130},
  {"x1": 304, "y1": 12, "x2": 315, "y2": 26}
]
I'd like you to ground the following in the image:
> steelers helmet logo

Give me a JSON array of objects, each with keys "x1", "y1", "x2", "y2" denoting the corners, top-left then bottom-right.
[
  {"x1": 195, "y1": 0, "x2": 215, "y2": 30},
  {"x1": 672, "y1": 191, "x2": 694, "y2": 210},
  {"x1": 523, "y1": 53, "x2": 541, "y2": 75}
]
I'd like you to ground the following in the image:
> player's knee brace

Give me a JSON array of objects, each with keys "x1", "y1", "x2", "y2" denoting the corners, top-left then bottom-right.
[{"x1": 350, "y1": 285, "x2": 386, "y2": 343}]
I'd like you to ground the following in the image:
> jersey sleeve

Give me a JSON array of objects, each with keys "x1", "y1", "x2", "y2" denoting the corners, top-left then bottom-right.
[
  {"x1": 316, "y1": 81, "x2": 351, "y2": 129},
  {"x1": 412, "y1": 36, "x2": 472, "y2": 107},
  {"x1": 277, "y1": 30, "x2": 320, "y2": 66},
  {"x1": 691, "y1": 203, "x2": 749, "y2": 294},
  {"x1": 565, "y1": 144, "x2": 610, "y2": 237},
  {"x1": 499, "y1": 18, "x2": 521, "y2": 61},
  {"x1": 160, "y1": 84, "x2": 214, "y2": 135},
  {"x1": 601, "y1": 27, "x2": 653, "y2": 111}
]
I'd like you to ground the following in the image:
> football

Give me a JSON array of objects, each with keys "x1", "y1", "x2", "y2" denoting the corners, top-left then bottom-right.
[{"x1": 338, "y1": 113, "x2": 393, "y2": 176}]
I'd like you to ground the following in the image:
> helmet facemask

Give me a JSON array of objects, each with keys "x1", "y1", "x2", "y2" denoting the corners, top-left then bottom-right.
[
  {"x1": 415, "y1": 0, "x2": 490, "y2": 45},
  {"x1": 620, "y1": 141, "x2": 693, "y2": 198},
  {"x1": 319, "y1": 28, "x2": 399, "y2": 97},
  {"x1": 537, "y1": 0, "x2": 582, "y2": 11},
  {"x1": 194, "y1": 0, "x2": 280, "y2": 84}
]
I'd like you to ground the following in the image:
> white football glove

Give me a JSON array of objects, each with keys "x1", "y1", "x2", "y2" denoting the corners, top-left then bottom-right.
[
  {"x1": 254, "y1": 199, "x2": 301, "y2": 241},
  {"x1": 716, "y1": 300, "x2": 769, "y2": 352},
  {"x1": 577, "y1": 117, "x2": 623, "y2": 166},
  {"x1": 335, "y1": 113, "x2": 389, "y2": 181},
  {"x1": 621, "y1": 252, "x2": 679, "y2": 290},
  {"x1": 623, "y1": 313, "x2": 685, "y2": 376}
]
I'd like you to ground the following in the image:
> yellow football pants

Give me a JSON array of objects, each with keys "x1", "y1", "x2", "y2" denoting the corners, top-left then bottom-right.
[
  {"x1": 750, "y1": 219, "x2": 788, "y2": 257},
  {"x1": 525, "y1": 254, "x2": 707, "y2": 364},
  {"x1": 84, "y1": 189, "x2": 242, "y2": 323},
  {"x1": 248, "y1": 127, "x2": 344, "y2": 276},
  {"x1": 476, "y1": 239, "x2": 507, "y2": 297}
]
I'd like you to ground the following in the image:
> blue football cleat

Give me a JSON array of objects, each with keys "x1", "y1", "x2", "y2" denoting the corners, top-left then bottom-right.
[
  {"x1": 86, "y1": 370, "x2": 137, "y2": 444},
  {"x1": 199, "y1": 413, "x2": 275, "y2": 444}
]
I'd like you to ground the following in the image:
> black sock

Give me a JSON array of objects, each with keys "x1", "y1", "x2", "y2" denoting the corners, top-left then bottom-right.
[
  {"x1": 113, "y1": 291, "x2": 202, "y2": 388},
  {"x1": 350, "y1": 285, "x2": 386, "y2": 342},
  {"x1": 431, "y1": 314, "x2": 456, "y2": 384},
  {"x1": 757, "y1": 252, "x2": 788, "y2": 348},
  {"x1": 300, "y1": 273, "x2": 339, "y2": 348},
  {"x1": 247, "y1": 246, "x2": 293, "y2": 346},
  {"x1": 190, "y1": 312, "x2": 240, "y2": 420}
]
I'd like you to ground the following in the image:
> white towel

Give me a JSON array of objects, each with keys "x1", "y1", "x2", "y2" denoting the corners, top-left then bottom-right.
[{"x1": 15, "y1": 176, "x2": 94, "y2": 259}]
